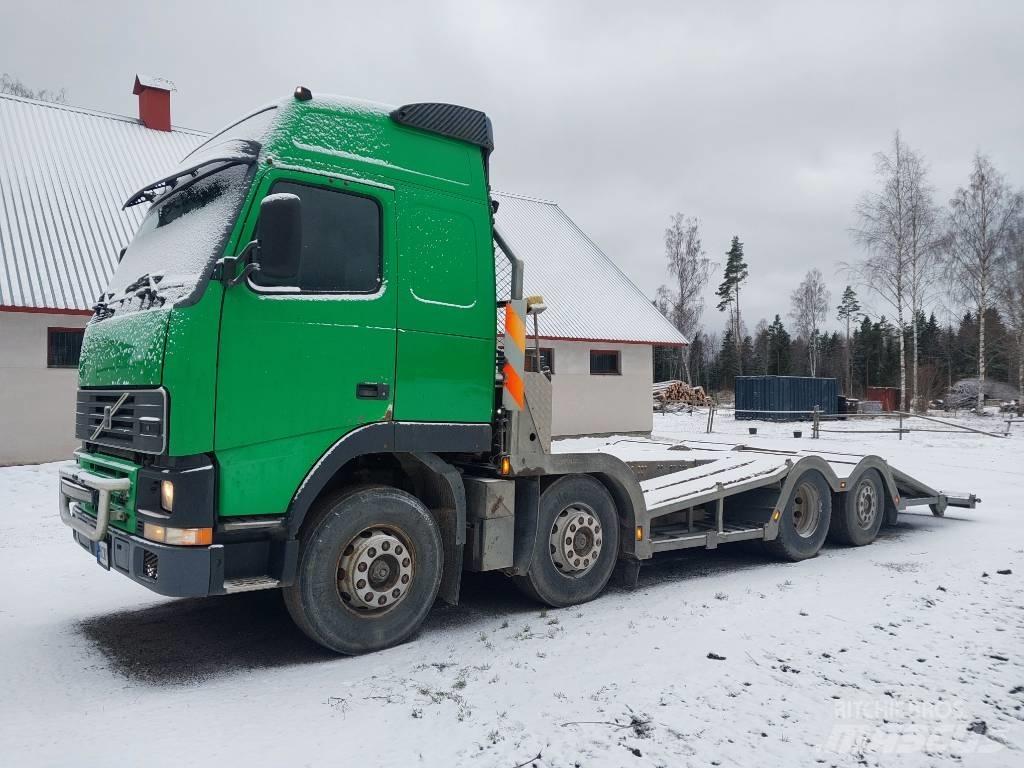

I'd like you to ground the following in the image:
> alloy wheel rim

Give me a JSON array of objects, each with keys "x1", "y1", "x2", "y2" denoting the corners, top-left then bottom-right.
[
  {"x1": 550, "y1": 504, "x2": 603, "y2": 577},
  {"x1": 337, "y1": 527, "x2": 414, "y2": 613}
]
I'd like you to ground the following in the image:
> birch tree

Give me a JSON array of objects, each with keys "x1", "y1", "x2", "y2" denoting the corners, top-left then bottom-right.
[
  {"x1": 851, "y1": 132, "x2": 913, "y2": 412},
  {"x1": 790, "y1": 268, "x2": 830, "y2": 376},
  {"x1": 999, "y1": 217, "x2": 1024, "y2": 413},
  {"x1": 945, "y1": 153, "x2": 1023, "y2": 414},
  {"x1": 657, "y1": 214, "x2": 712, "y2": 381},
  {"x1": 904, "y1": 150, "x2": 943, "y2": 411}
]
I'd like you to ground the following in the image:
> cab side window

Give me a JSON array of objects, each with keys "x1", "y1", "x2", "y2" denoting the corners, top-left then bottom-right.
[{"x1": 255, "y1": 181, "x2": 381, "y2": 293}]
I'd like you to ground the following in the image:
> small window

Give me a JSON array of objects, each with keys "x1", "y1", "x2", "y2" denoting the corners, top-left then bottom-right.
[
  {"x1": 525, "y1": 347, "x2": 555, "y2": 374},
  {"x1": 48, "y1": 328, "x2": 84, "y2": 368},
  {"x1": 254, "y1": 181, "x2": 381, "y2": 293},
  {"x1": 589, "y1": 349, "x2": 621, "y2": 375}
]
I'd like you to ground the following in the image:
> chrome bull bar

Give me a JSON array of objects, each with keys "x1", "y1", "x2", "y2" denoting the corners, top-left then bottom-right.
[{"x1": 58, "y1": 465, "x2": 131, "y2": 542}]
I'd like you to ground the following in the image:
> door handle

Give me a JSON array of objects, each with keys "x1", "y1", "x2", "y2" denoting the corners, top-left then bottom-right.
[{"x1": 356, "y1": 382, "x2": 390, "y2": 400}]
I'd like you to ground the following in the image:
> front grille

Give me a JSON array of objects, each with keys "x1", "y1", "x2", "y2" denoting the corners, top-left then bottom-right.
[{"x1": 75, "y1": 388, "x2": 167, "y2": 454}]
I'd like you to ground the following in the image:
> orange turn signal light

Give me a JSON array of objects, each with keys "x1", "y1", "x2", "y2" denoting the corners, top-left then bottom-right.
[{"x1": 143, "y1": 523, "x2": 213, "y2": 546}]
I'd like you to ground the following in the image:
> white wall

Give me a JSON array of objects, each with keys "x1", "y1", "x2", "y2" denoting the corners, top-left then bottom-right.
[
  {"x1": 0, "y1": 311, "x2": 88, "y2": 465},
  {"x1": 540, "y1": 339, "x2": 654, "y2": 436}
]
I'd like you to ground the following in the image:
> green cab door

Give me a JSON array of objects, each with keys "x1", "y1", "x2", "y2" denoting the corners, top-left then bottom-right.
[{"x1": 214, "y1": 169, "x2": 397, "y2": 516}]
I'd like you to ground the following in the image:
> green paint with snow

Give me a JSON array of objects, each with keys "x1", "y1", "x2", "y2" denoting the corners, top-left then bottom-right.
[{"x1": 77, "y1": 95, "x2": 497, "y2": 518}]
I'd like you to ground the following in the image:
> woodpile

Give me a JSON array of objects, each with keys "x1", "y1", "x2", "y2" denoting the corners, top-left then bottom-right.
[{"x1": 653, "y1": 380, "x2": 714, "y2": 409}]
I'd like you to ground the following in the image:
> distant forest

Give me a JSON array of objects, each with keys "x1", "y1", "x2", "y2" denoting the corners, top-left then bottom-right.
[
  {"x1": 655, "y1": 307, "x2": 1018, "y2": 403},
  {"x1": 653, "y1": 134, "x2": 1024, "y2": 410}
]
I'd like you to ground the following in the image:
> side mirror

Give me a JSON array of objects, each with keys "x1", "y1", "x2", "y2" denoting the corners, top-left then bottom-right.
[{"x1": 257, "y1": 193, "x2": 302, "y2": 280}]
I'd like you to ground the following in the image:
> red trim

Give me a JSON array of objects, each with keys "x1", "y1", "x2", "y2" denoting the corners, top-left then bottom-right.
[
  {"x1": 0, "y1": 305, "x2": 92, "y2": 316},
  {"x1": 537, "y1": 334, "x2": 687, "y2": 348}
]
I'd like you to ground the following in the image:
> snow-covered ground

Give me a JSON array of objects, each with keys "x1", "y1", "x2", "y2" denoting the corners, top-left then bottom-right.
[{"x1": 1, "y1": 412, "x2": 1021, "y2": 767}]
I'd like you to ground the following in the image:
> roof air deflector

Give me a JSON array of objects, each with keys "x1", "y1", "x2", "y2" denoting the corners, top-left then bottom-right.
[{"x1": 390, "y1": 102, "x2": 494, "y2": 153}]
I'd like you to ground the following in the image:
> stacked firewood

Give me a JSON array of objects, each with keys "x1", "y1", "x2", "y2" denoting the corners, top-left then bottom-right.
[{"x1": 653, "y1": 380, "x2": 714, "y2": 409}]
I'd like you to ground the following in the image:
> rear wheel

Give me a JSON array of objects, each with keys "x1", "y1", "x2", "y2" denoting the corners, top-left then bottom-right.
[
  {"x1": 764, "y1": 469, "x2": 831, "y2": 561},
  {"x1": 284, "y1": 486, "x2": 442, "y2": 655},
  {"x1": 513, "y1": 474, "x2": 620, "y2": 607},
  {"x1": 829, "y1": 469, "x2": 885, "y2": 546}
]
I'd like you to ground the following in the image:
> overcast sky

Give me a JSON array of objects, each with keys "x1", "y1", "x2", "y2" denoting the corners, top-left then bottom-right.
[{"x1": 3, "y1": 0, "x2": 1022, "y2": 335}]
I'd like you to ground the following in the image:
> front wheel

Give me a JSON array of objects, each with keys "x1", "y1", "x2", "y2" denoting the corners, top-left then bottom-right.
[
  {"x1": 284, "y1": 486, "x2": 443, "y2": 655},
  {"x1": 764, "y1": 469, "x2": 831, "y2": 561},
  {"x1": 513, "y1": 474, "x2": 620, "y2": 608}
]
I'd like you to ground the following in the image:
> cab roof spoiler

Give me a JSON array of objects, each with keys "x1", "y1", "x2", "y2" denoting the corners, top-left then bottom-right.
[{"x1": 389, "y1": 102, "x2": 494, "y2": 157}]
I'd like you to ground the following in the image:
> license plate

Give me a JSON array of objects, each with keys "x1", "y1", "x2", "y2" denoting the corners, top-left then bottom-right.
[{"x1": 95, "y1": 540, "x2": 110, "y2": 570}]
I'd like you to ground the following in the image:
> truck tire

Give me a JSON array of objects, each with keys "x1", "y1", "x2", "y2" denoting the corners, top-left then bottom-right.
[
  {"x1": 829, "y1": 469, "x2": 885, "y2": 546},
  {"x1": 513, "y1": 474, "x2": 620, "y2": 608},
  {"x1": 764, "y1": 469, "x2": 831, "y2": 561},
  {"x1": 283, "y1": 485, "x2": 443, "y2": 655}
]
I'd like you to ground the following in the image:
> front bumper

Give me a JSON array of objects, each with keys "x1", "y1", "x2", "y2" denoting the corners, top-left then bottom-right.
[
  {"x1": 60, "y1": 464, "x2": 225, "y2": 597},
  {"x1": 71, "y1": 527, "x2": 225, "y2": 597}
]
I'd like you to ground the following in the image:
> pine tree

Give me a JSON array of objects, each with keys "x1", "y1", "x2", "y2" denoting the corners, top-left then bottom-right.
[
  {"x1": 718, "y1": 328, "x2": 739, "y2": 392},
  {"x1": 836, "y1": 286, "x2": 861, "y2": 395},
  {"x1": 715, "y1": 236, "x2": 749, "y2": 374},
  {"x1": 766, "y1": 315, "x2": 792, "y2": 375},
  {"x1": 741, "y1": 335, "x2": 755, "y2": 376}
]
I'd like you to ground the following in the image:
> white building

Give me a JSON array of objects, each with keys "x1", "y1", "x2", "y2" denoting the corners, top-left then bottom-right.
[
  {"x1": 0, "y1": 81, "x2": 205, "y2": 465},
  {"x1": 492, "y1": 192, "x2": 687, "y2": 437},
  {"x1": 0, "y1": 83, "x2": 685, "y2": 464}
]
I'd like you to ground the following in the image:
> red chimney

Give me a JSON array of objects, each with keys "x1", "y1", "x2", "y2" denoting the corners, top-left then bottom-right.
[{"x1": 132, "y1": 74, "x2": 174, "y2": 131}]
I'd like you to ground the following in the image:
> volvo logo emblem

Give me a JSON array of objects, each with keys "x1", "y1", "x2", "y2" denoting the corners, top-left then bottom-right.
[{"x1": 91, "y1": 392, "x2": 130, "y2": 441}]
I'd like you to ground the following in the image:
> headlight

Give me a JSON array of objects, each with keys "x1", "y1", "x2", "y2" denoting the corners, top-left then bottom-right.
[
  {"x1": 143, "y1": 523, "x2": 212, "y2": 546},
  {"x1": 160, "y1": 480, "x2": 174, "y2": 511}
]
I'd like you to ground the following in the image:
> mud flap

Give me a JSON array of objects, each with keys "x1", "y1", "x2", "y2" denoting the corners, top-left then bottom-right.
[
  {"x1": 511, "y1": 477, "x2": 540, "y2": 575},
  {"x1": 434, "y1": 506, "x2": 463, "y2": 606},
  {"x1": 406, "y1": 452, "x2": 467, "y2": 606}
]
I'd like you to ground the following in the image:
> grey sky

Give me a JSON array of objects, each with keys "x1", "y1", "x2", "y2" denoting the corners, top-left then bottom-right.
[{"x1": 3, "y1": 0, "x2": 1022, "y2": 335}]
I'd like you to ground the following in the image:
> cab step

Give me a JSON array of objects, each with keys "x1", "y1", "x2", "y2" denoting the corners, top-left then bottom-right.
[{"x1": 223, "y1": 576, "x2": 281, "y2": 593}]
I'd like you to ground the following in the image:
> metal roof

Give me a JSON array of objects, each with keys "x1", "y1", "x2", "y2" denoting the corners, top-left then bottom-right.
[
  {"x1": 0, "y1": 93, "x2": 205, "y2": 311},
  {"x1": 493, "y1": 192, "x2": 688, "y2": 346},
  {"x1": 0, "y1": 94, "x2": 686, "y2": 347}
]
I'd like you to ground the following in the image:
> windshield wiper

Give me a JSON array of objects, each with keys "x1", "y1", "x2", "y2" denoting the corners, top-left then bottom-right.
[
  {"x1": 91, "y1": 274, "x2": 177, "y2": 320},
  {"x1": 122, "y1": 138, "x2": 260, "y2": 209}
]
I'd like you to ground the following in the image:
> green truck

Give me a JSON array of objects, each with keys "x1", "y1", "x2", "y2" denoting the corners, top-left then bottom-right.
[{"x1": 58, "y1": 89, "x2": 978, "y2": 654}]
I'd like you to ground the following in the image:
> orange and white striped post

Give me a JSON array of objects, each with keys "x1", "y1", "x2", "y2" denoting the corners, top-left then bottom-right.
[{"x1": 502, "y1": 298, "x2": 527, "y2": 411}]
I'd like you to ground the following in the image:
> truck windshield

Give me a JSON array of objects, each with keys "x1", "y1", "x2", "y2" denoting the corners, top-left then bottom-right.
[{"x1": 99, "y1": 163, "x2": 252, "y2": 317}]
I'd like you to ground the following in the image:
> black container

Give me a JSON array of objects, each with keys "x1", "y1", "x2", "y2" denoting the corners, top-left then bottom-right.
[
  {"x1": 735, "y1": 375, "x2": 838, "y2": 421},
  {"x1": 748, "y1": 427, "x2": 758, "y2": 435}
]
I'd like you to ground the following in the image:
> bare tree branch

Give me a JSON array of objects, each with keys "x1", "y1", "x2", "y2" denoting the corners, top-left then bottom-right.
[
  {"x1": 789, "y1": 268, "x2": 830, "y2": 376},
  {"x1": 657, "y1": 213, "x2": 712, "y2": 381},
  {"x1": 945, "y1": 152, "x2": 1023, "y2": 412}
]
